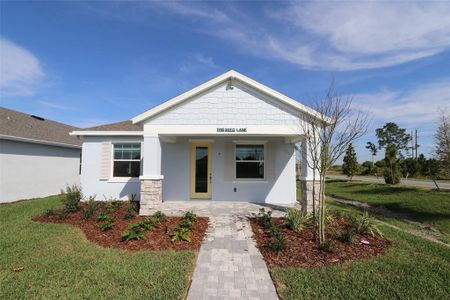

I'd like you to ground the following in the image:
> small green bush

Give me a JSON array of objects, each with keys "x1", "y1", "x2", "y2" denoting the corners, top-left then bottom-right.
[
  {"x1": 56, "y1": 210, "x2": 69, "y2": 220},
  {"x1": 97, "y1": 213, "x2": 112, "y2": 223},
  {"x1": 81, "y1": 199, "x2": 100, "y2": 220},
  {"x1": 178, "y1": 218, "x2": 193, "y2": 229},
  {"x1": 44, "y1": 208, "x2": 55, "y2": 216},
  {"x1": 99, "y1": 222, "x2": 114, "y2": 231},
  {"x1": 124, "y1": 201, "x2": 139, "y2": 219},
  {"x1": 284, "y1": 208, "x2": 310, "y2": 232},
  {"x1": 268, "y1": 225, "x2": 286, "y2": 251},
  {"x1": 338, "y1": 228, "x2": 357, "y2": 243},
  {"x1": 319, "y1": 240, "x2": 333, "y2": 253},
  {"x1": 171, "y1": 226, "x2": 191, "y2": 242},
  {"x1": 61, "y1": 185, "x2": 82, "y2": 212},
  {"x1": 182, "y1": 211, "x2": 197, "y2": 223},
  {"x1": 152, "y1": 211, "x2": 167, "y2": 222},
  {"x1": 121, "y1": 226, "x2": 145, "y2": 241},
  {"x1": 350, "y1": 211, "x2": 384, "y2": 237},
  {"x1": 253, "y1": 208, "x2": 273, "y2": 228},
  {"x1": 132, "y1": 219, "x2": 156, "y2": 231}
]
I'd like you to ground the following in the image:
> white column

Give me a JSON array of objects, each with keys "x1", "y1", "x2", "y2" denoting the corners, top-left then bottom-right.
[
  {"x1": 299, "y1": 138, "x2": 321, "y2": 214},
  {"x1": 139, "y1": 134, "x2": 163, "y2": 215},
  {"x1": 140, "y1": 134, "x2": 163, "y2": 180}
]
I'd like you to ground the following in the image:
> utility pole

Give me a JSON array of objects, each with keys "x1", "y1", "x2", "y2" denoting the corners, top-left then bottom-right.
[
  {"x1": 411, "y1": 130, "x2": 414, "y2": 159},
  {"x1": 415, "y1": 129, "x2": 418, "y2": 159}
]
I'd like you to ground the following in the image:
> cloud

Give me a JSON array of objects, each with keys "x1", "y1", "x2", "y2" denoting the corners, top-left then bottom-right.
[
  {"x1": 38, "y1": 100, "x2": 72, "y2": 110},
  {"x1": 145, "y1": 1, "x2": 450, "y2": 71},
  {"x1": 352, "y1": 79, "x2": 450, "y2": 127},
  {"x1": 0, "y1": 37, "x2": 45, "y2": 96}
]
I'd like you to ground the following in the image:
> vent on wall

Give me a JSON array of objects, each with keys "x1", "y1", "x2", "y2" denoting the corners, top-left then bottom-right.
[{"x1": 31, "y1": 115, "x2": 45, "y2": 121}]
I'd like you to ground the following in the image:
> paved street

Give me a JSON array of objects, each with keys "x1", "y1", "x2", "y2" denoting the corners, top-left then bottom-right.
[{"x1": 327, "y1": 174, "x2": 450, "y2": 190}]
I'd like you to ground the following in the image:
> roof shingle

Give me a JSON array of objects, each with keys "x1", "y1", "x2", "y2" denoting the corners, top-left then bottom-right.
[
  {"x1": 80, "y1": 120, "x2": 143, "y2": 131},
  {"x1": 0, "y1": 107, "x2": 82, "y2": 147}
]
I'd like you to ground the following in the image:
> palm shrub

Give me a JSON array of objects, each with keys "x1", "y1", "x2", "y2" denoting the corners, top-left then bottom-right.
[
  {"x1": 350, "y1": 211, "x2": 383, "y2": 237},
  {"x1": 81, "y1": 198, "x2": 100, "y2": 220},
  {"x1": 338, "y1": 228, "x2": 357, "y2": 243},
  {"x1": 61, "y1": 185, "x2": 82, "y2": 212},
  {"x1": 253, "y1": 208, "x2": 273, "y2": 228},
  {"x1": 171, "y1": 226, "x2": 191, "y2": 242},
  {"x1": 384, "y1": 144, "x2": 401, "y2": 184},
  {"x1": 284, "y1": 208, "x2": 310, "y2": 232}
]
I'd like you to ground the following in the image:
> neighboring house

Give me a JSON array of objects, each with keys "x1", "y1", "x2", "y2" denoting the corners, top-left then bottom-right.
[
  {"x1": 71, "y1": 70, "x2": 325, "y2": 215},
  {"x1": 0, "y1": 107, "x2": 82, "y2": 203}
]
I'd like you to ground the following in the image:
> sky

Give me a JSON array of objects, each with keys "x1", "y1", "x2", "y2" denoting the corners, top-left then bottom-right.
[{"x1": 1, "y1": 1, "x2": 449, "y2": 163}]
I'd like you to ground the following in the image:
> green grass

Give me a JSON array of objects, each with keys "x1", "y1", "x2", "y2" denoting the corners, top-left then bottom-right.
[
  {"x1": 325, "y1": 180, "x2": 450, "y2": 237},
  {"x1": 0, "y1": 196, "x2": 196, "y2": 299},
  {"x1": 272, "y1": 199, "x2": 450, "y2": 300}
]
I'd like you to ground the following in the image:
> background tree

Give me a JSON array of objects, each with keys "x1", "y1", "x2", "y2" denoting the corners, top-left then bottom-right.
[
  {"x1": 299, "y1": 82, "x2": 368, "y2": 247},
  {"x1": 384, "y1": 144, "x2": 401, "y2": 184},
  {"x1": 342, "y1": 143, "x2": 359, "y2": 180},
  {"x1": 423, "y1": 159, "x2": 443, "y2": 190},
  {"x1": 365, "y1": 141, "x2": 378, "y2": 163},
  {"x1": 434, "y1": 109, "x2": 450, "y2": 177},
  {"x1": 361, "y1": 161, "x2": 375, "y2": 175},
  {"x1": 376, "y1": 122, "x2": 411, "y2": 157},
  {"x1": 400, "y1": 158, "x2": 420, "y2": 179}
]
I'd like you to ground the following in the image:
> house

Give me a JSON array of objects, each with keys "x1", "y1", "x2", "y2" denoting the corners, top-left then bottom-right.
[
  {"x1": 71, "y1": 70, "x2": 324, "y2": 214},
  {"x1": 0, "y1": 107, "x2": 82, "y2": 203}
]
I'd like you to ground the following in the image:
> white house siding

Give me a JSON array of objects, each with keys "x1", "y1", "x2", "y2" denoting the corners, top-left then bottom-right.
[
  {"x1": 0, "y1": 140, "x2": 81, "y2": 203},
  {"x1": 161, "y1": 136, "x2": 296, "y2": 204},
  {"x1": 144, "y1": 82, "x2": 301, "y2": 126},
  {"x1": 80, "y1": 136, "x2": 142, "y2": 201}
]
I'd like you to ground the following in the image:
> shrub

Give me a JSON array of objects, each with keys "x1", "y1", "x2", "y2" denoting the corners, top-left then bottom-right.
[
  {"x1": 151, "y1": 211, "x2": 167, "y2": 222},
  {"x1": 171, "y1": 226, "x2": 191, "y2": 242},
  {"x1": 125, "y1": 202, "x2": 138, "y2": 219},
  {"x1": 97, "y1": 213, "x2": 112, "y2": 223},
  {"x1": 122, "y1": 226, "x2": 145, "y2": 241},
  {"x1": 61, "y1": 185, "x2": 82, "y2": 212},
  {"x1": 132, "y1": 219, "x2": 156, "y2": 231},
  {"x1": 56, "y1": 210, "x2": 69, "y2": 220},
  {"x1": 253, "y1": 208, "x2": 273, "y2": 229},
  {"x1": 44, "y1": 208, "x2": 55, "y2": 216},
  {"x1": 319, "y1": 240, "x2": 333, "y2": 253},
  {"x1": 284, "y1": 208, "x2": 310, "y2": 232},
  {"x1": 99, "y1": 222, "x2": 114, "y2": 231},
  {"x1": 338, "y1": 228, "x2": 357, "y2": 243},
  {"x1": 183, "y1": 211, "x2": 197, "y2": 223},
  {"x1": 106, "y1": 198, "x2": 123, "y2": 210},
  {"x1": 81, "y1": 199, "x2": 100, "y2": 220},
  {"x1": 268, "y1": 225, "x2": 285, "y2": 251},
  {"x1": 350, "y1": 211, "x2": 383, "y2": 237}
]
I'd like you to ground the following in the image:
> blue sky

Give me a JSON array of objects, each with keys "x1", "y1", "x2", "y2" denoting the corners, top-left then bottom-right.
[{"x1": 1, "y1": 1, "x2": 449, "y2": 162}]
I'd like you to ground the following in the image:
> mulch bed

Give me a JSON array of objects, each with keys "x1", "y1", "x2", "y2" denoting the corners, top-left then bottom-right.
[
  {"x1": 250, "y1": 216, "x2": 391, "y2": 268},
  {"x1": 33, "y1": 203, "x2": 209, "y2": 251}
]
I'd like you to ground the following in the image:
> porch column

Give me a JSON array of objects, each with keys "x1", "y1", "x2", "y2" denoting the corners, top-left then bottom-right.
[
  {"x1": 139, "y1": 134, "x2": 163, "y2": 215},
  {"x1": 299, "y1": 138, "x2": 321, "y2": 214}
]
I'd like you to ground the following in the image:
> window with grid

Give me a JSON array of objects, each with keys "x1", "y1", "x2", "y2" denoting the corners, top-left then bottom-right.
[
  {"x1": 113, "y1": 144, "x2": 141, "y2": 177},
  {"x1": 235, "y1": 144, "x2": 264, "y2": 179}
]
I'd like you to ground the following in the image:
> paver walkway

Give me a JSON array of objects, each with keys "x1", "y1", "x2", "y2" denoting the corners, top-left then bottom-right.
[{"x1": 151, "y1": 202, "x2": 289, "y2": 300}]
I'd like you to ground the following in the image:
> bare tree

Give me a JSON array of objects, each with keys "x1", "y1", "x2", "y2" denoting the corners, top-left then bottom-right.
[
  {"x1": 299, "y1": 82, "x2": 369, "y2": 246},
  {"x1": 434, "y1": 109, "x2": 450, "y2": 177}
]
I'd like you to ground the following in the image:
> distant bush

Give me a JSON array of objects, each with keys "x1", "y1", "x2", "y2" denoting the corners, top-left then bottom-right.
[{"x1": 61, "y1": 185, "x2": 82, "y2": 212}]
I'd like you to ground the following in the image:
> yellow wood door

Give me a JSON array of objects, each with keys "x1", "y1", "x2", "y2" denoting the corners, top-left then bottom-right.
[{"x1": 190, "y1": 142, "x2": 212, "y2": 199}]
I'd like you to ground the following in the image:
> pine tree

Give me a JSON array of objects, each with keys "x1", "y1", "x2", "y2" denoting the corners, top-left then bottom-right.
[{"x1": 342, "y1": 143, "x2": 358, "y2": 181}]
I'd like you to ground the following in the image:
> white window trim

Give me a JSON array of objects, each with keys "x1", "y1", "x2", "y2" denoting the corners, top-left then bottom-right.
[
  {"x1": 234, "y1": 143, "x2": 266, "y2": 181},
  {"x1": 109, "y1": 142, "x2": 142, "y2": 181}
]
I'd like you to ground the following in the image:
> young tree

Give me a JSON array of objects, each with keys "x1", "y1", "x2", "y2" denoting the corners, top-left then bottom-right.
[
  {"x1": 342, "y1": 143, "x2": 358, "y2": 180},
  {"x1": 423, "y1": 159, "x2": 442, "y2": 190},
  {"x1": 384, "y1": 144, "x2": 401, "y2": 184},
  {"x1": 434, "y1": 109, "x2": 450, "y2": 177},
  {"x1": 365, "y1": 141, "x2": 378, "y2": 163},
  {"x1": 375, "y1": 122, "x2": 411, "y2": 157},
  {"x1": 361, "y1": 161, "x2": 375, "y2": 175},
  {"x1": 299, "y1": 83, "x2": 368, "y2": 247}
]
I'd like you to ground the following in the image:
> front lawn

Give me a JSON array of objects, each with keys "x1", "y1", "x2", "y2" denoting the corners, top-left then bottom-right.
[
  {"x1": 325, "y1": 180, "x2": 450, "y2": 236},
  {"x1": 0, "y1": 196, "x2": 196, "y2": 299},
  {"x1": 271, "y1": 200, "x2": 450, "y2": 299}
]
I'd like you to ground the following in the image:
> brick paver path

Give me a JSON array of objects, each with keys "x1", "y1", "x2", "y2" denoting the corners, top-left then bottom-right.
[{"x1": 151, "y1": 202, "x2": 287, "y2": 300}]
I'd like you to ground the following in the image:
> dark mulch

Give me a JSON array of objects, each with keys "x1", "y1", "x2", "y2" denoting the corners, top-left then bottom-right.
[
  {"x1": 34, "y1": 203, "x2": 209, "y2": 251},
  {"x1": 250, "y1": 216, "x2": 391, "y2": 268}
]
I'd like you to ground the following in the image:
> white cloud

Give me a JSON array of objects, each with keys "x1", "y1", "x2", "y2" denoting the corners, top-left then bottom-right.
[
  {"x1": 38, "y1": 100, "x2": 71, "y2": 110},
  {"x1": 352, "y1": 80, "x2": 450, "y2": 127},
  {"x1": 0, "y1": 37, "x2": 45, "y2": 96},
  {"x1": 145, "y1": 1, "x2": 450, "y2": 71}
]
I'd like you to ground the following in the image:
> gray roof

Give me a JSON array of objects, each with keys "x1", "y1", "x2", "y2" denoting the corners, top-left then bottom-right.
[
  {"x1": 80, "y1": 120, "x2": 143, "y2": 131},
  {"x1": 0, "y1": 107, "x2": 82, "y2": 147}
]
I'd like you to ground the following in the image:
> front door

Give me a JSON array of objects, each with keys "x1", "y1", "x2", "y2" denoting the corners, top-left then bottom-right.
[{"x1": 190, "y1": 142, "x2": 212, "y2": 199}]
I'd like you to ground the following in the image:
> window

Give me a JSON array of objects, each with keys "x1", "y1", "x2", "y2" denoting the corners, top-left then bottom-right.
[
  {"x1": 113, "y1": 144, "x2": 141, "y2": 177},
  {"x1": 235, "y1": 144, "x2": 264, "y2": 179}
]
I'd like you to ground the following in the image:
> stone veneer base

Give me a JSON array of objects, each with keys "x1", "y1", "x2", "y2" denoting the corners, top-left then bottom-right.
[{"x1": 139, "y1": 179, "x2": 163, "y2": 215}]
